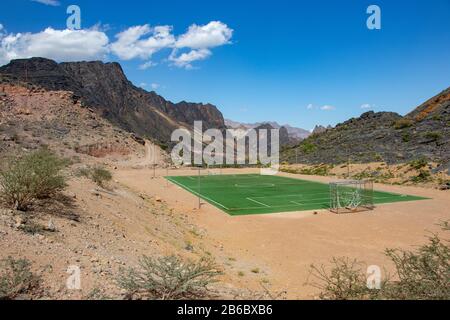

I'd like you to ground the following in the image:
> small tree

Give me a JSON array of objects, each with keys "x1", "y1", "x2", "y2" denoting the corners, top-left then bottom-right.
[
  {"x1": 0, "y1": 149, "x2": 67, "y2": 211},
  {"x1": 118, "y1": 255, "x2": 223, "y2": 300}
]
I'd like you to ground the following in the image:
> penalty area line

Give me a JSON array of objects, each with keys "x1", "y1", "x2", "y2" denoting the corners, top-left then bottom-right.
[
  {"x1": 166, "y1": 177, "x2": 230, "y2": 210},
  {"x1": 246, "y1": 197, "x2": 271, "y2": 208}
]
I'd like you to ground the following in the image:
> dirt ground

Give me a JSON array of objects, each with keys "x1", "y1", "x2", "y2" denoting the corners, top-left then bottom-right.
[{"x1": 114, "y1": 167, "x2": 450, "y2": 299}]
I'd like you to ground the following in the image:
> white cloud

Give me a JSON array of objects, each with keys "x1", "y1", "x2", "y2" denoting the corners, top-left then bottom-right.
[
  {"x1": 31, "y1": 0, "x2": 60, "y2": 6},
  {"x1": 169, "y1": 48, "x2": 211, "y2": 69},
  {"x1": 139, "y1": 61, "x2": 157, "y2": 70},
  {"x1": 306, "y1": 103, "x2": 314, "y2": 110},
  {"x1": 320, "y1": 105, "x2": 335, "y2": 111},
  {"x1": 151, "y1": 83, "x2": 160, "y2": 90},
  {"x1": 0, "y1": 27, "x2": 109, "y2": 65},
  {"x1": 175, "y1": 21, "x2": 233, "y2": 49},
  {"x1": 110, "y1": 25, "x2": 175, "y2": 60},
  {"x1": 361, "y1": 103, "x2": 373, "y2": 109},
  {"x1": 0, "y1": 21, "x2": 233, "y2": 69}
]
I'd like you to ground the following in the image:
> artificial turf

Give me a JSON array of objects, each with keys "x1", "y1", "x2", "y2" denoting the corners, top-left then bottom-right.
[{"x1": 165, "y1": 174, "x2": 428, "y2": 216}]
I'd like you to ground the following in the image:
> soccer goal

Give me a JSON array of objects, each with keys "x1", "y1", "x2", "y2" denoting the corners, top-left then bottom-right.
[{"x1": 329, "y1": 180, "x2": 374, "y2": 214}]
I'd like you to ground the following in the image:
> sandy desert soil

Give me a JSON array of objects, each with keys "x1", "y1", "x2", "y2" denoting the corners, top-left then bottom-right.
[{"x1": 114, "y1": 167, "x2": 450, "y2": 299}]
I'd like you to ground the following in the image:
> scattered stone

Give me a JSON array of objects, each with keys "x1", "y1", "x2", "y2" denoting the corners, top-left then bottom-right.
[{"x1": 45, "y1": 219, "x2": 57, "y2": 232}]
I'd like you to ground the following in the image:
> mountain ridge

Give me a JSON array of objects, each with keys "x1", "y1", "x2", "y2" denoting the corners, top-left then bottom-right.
[{"x1": 0, "y1": 57, "x2": 225, "y2": 144}]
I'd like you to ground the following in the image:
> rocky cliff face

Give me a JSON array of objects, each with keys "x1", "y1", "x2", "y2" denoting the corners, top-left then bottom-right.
[
  {"x1": 282, "y1": 88, "x2": 450, "y2": 171},
  {"x1": 0, "y1": 58, "x2": 225, "y2": 144}
]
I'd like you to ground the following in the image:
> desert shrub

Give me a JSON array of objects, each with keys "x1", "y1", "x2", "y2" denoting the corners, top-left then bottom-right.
[
  {"x1": 117, "y1": 255, "x2": 223, "y2": 300},
  {"x1": 90, "y1": 167, "x2": 112, "y2": 187},
  {"x1": 301, "y1": 143, "x2": 317, "y2": 154},
  {"x1": 77, "y1": 166, "x2": 112, "y2": 188},
  {"x1": 424, "y1": 131, "x2": 442, "y2": 142},
  {"x1": 408, "y1": 158, "x2": 428, "y2": 170},
  {"x1": 410, "y1": 169, "x2": 431, "y2": 183},
  {"x1": 402, "y1": 132, "x2": 411, "y2": 142},
  {"x1": 394, "y1": 119, "x2": 414, "y2": 130},
  {"x1": 0, "y1": 149, "x2": 67, "y2": 211},
  {"x1": 0, "y1": 257, "x2": 41, "y2": 300},
  {"x1": 308, "y1": 222, "x2": 450, "y2": 300}
]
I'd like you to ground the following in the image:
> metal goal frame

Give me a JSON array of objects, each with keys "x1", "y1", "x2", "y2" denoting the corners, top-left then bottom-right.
[{"x1": 329, "y1": 180, "x2": 374, "y2": 214}]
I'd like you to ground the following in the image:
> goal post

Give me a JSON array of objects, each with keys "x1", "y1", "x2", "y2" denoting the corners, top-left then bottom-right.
[{"x1": 329, "y1": 180, "x2": 374, "y2": 214}]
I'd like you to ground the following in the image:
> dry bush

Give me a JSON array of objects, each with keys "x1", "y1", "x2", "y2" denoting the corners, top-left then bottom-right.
[
  {"x1": 0, "y1": 257, "x2": 41, "y2": 300},
  {"x1": 0, "y1": 149, "x2": 67, "y2": 211},
  {"x1": 308, "y1": 222, "x2": 450, "y2": 300},
  {"x1": 77, "y1": 166, "x2": 112, "y2": 188},
  {"x1": 117, "y1": 255, "x2": 223, "y2": 300}
]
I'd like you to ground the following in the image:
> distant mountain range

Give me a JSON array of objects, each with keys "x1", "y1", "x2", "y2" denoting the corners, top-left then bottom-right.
[
  {"x1": 225, "y1": 119, "x2": 311, "y2": 140},
  {"x1": 1, "y1": 57, "x2": 447, "y2": 170}
]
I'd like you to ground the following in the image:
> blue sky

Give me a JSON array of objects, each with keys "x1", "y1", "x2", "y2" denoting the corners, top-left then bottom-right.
[{"x1": 1, "y1": 0, "x2": 449, "y2": 130}]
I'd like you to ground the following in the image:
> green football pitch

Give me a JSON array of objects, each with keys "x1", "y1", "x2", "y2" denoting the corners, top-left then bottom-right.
[{"x1": 166, "y1": 174, "x2": 428, "y2": 216}]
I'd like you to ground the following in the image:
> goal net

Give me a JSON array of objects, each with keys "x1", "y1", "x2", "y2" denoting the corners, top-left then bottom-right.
[{"x1": 329, "y1": 180, "x2": 374, "y2": 214}]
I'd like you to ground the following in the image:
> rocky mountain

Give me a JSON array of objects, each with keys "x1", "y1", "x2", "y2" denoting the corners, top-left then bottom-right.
[
  {"x1": 0, "y1": 58, "x2": 225, "y2": 144},
  {"x1": 312, "y1": 125, "x2": 333, "y2": 135},
  {"x1": 282, "y1": 88, "x2": 450, "y2": 171},
  {"x1": 225, "y1": 119, "x2": 310, "y2": 140}
]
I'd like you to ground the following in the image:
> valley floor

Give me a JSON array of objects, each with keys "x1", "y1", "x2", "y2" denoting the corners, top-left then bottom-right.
[{"x1": 114, "y1": 167, "x2": 450, "y2": 299}]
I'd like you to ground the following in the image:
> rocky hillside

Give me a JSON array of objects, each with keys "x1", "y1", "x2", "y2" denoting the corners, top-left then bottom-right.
[
  {"x1": 0, "y1": 58, "x2": 225, "y2": 145},
  {"x1": 225, "y1": 119, "x2": 310, "y2": 141},
  {"x1": 282, "y1": 88, "x2": 450, "y2": 171}
]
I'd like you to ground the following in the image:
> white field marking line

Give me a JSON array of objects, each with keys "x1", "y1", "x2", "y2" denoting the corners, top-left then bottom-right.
[
  {"x1": 187, "y1": 176, "x2": 196, "y2": 180},
  {"x1": 290, "y1": 201, "x2": 303, "y2": 206},
  {"x1": 246, "y1": 197, "x2": 271, "y2": 208},
  {"x1": 166, "y1": 178, "x2": 230, "y2": 210}
]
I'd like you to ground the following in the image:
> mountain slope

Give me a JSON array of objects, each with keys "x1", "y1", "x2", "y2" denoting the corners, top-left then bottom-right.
[
  {"x1": 0, "y1": 58, "x2": 225, "y2": 144},
  {"x1": 282, "y1": 88, "x2": 450, "y2": 170}
]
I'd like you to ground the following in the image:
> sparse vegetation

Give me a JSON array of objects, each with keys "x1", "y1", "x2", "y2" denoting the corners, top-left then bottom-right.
[
  {"x1": 394, "y1": 119, "x2": 414, "y2": 130},
  {"x1": 117, "y1": 255, "x2": 223, "y2": 300},
  {"x1": 410, "y1": 169, "x2": 431, "y2": 183},
  {"x1": 0, "y1": 257, "x2": 41, "y2": 300},
  {"x1": 408, "y1": 158, "x2": 428, "y2": 170},
  {"x1": 77, "y1": 166, "x2": 112, "y2": 188},
  {"x1": 0, "y1": 149, "x2": 68, "y2": 211},
  {"x1": 308, "y1": 222, "x2": 450, "y2": 300},
  {"x1": 424, "y1": 131, "x2": 442, "y2": 142},
  {"x1": 301, "y1": 142, "x2": 317, "y2": 154}
]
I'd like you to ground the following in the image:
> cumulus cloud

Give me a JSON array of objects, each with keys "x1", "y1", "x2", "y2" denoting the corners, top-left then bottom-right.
[
  {"x1": 169, "y1": 48, "x2": 211, "y2": 69},
  {"x1": 361, "y1": 103, "x2": 373, "y2": 109},
  {"x1": 0, "y1": 27, "x2": 109, "y2": 65},
  {"x1": 31, "y1": 0, "x2": 60, "y2": 6},
  {"x1": 175, "y1": 21, "x2": 233, "y2": 49},
  {"x1": 110, "y1": 25, "x2": 175, "y2": 60},
  {"x1": 151, "y1": 83, "x2": 160, "y2": 90},
  {"x1": 139, "y1": 61, "x2": 157, "y2": 70},
  {"x1": 306, "y1": 103, "x2": 314, "y2": 110},
  {"x1": 320, "y1": 105, "x2": 335, "y2": 111},
  {"x1": 0, "y1": 20, "x2": 233, "y2": 69}
]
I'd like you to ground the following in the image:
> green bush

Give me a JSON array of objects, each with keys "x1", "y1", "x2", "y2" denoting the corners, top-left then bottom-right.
[
  {"x1": 0, "y1": 257, "x2": 41, "y2": 300},
  {"x1": 0, "y1": 149, "x2": 67, "y2": 211},
  {"x1": 308, "y1": 222, "x2": 450, "y2": 300},
  {"x1": 118, "y1": 255, "x2": 223, "y2": 300},
  {"x1": 301, "y1": 143, "x2": 317, "y2": 154},
  {"x1": 77, "y1": 166, "x2": 112, "y2": 188},
  {"x1": 90, "y1": 167, "x2": 112, "y2": 187}
]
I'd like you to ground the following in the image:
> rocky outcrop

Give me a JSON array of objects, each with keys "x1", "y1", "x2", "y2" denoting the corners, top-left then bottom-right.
[
  {"x1": 282, "y1": 87, "x2": 450, "y2": 170},
  {"x1": 0, "y1": 58, "x2": 225, "y2": 143}
]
